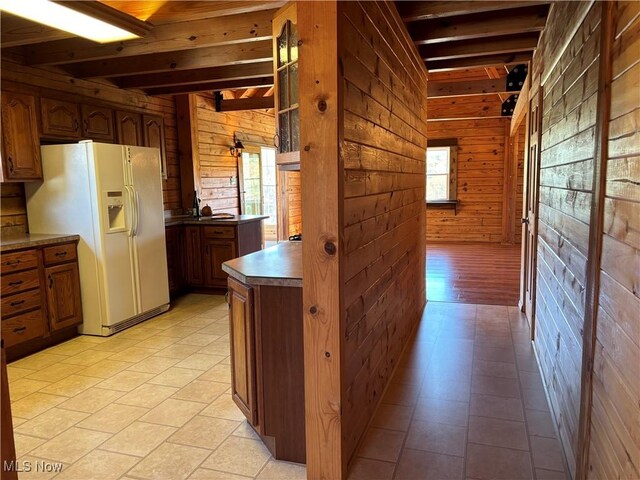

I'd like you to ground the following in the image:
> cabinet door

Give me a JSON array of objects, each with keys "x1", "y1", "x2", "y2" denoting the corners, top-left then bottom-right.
[
  {"x1": 45, "y1": 263, "x2": 82, "y2": 331},
  {"x1": 228, "y1": 277, "x2": 257, "y2": 425},
  {"x1": 115, "y1": 111, "x2": 143, "y2": 146},
  {"x1": 81, "y1": 105, "x2": 114, "y2": 142},
  {"x1": 204, "y1": 240, "x2": 236, "y2": 286},
  {"x1": 165, "y1": 226, "x2": 184, "y2": 294},
  {"x1": 40, "y1": 97, "x2": 81, "y2": 138},
  {"x1": 142, "y1": 114, "x2": 167, "y2": 178},
  {"x1": 185, "y1": 226, "x2": 204, "y2": 286},
  {"x1": 1, "y1": 91, "x2": 42, "y2": 181}
]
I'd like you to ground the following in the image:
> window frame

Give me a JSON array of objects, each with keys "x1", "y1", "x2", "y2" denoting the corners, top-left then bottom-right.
[
  {"x1": 426, "y1": 146, "x2": 451, "y2": 202},
  {"x1": 425, "y1": 138, "x2": 458, "y2": 204}
]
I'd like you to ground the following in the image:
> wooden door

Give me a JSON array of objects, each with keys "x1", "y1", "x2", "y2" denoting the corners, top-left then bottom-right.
[
  {"x1": 522, "y1": 88, "x2": 543, "y2": 333},
  {"x1": 204, "y1": 240, "x2": 236, "y2": 286},
  {"x1": 81, "y1": 105, "x2": 114, "y2": 142},
  {"x1": 45, "y1": 263, "x2": 82, "y2": 331},
  {"x1": 115, "y1": 111, "x2": 143, "y2": 146},
  {"x1": 40, "y1": 97, "x2": 81, "y2": 138},
  {"x1": 228, "y1": 277, "x2": 257, "y2": 425},
  {"x1": 142, "y1": 114, "x2": 167, "y2": 177},
  {"x1": 1, "y1": 91, "x2": 42, "y2": 181},
  {"x1": 184, "y1": 226, "x2": 204, "y2": 286}
]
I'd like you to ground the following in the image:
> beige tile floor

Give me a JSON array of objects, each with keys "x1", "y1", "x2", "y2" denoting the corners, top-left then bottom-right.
[
  {"x1": 350, "y1": 301, "x2": 570, "y2": 480},
  {"x1": 9, "y1": 295, "x2": 568, "y2": 480},
  {"x1": 8, "y1": 294, "x2": 306, "y2": 480}
]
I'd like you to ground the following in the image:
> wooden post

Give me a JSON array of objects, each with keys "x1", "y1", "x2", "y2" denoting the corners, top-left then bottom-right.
[
  {"x1": 576, "y1": 1, "x2": 615, "y2": 478},
  {"x1": 299, "y1": 2, "x2": 344, "y2": 479},
  {"x1": 502, "y1": 119, "x2": 515, "y2": 244},
  {"x1": 175, "y1": 94, "x2": 201, "y2": 212}
]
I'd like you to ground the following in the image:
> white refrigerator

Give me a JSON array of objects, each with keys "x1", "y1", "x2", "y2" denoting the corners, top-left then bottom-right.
[{"x1": 25, "y1": 141, "x2": 170, "y2": 336}]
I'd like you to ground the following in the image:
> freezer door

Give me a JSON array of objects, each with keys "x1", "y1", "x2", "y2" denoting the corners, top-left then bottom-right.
[
  {"x1": 92, "y1": 143, "x2": 138, "y2": 326},
  {"x1": 127, "y1": 146, "x2": 170, "y2": 313}
]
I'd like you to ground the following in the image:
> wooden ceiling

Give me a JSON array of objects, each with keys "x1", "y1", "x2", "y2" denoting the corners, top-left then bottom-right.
[{"x1": 1, "y1": 0, "x2": 283, "y2": 101}]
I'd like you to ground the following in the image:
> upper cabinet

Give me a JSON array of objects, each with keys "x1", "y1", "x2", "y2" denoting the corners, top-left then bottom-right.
[
  {"x1": 142, "y1": 114, "x2": 167, "y2": 178},
  {"x1": 1, "y1": 92, "x2": 42, "y2": 182},
  {"x1": 40, "y1": 97, "x2": 81, "y2": 139},
  {"x1": 81, "y1": 105, "x2": 115, "y2": 143},
  {"x1": 273, "y1": 3, "x2": 300, "y2": 167},
  {"x1": 115, "y1": 110, "x2": 143, "y2": 146}
]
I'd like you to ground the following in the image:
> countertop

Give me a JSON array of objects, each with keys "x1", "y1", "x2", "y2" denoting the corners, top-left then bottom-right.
[
  {"x1": 0, "y1": 233, "x2": 80, "y2": 253},
  {"x1": 165, "y1": 214, "x2": 269, "y2": 227},
  {"x1": 222, "y1": 241, "x2": 302, "y2": 287}
]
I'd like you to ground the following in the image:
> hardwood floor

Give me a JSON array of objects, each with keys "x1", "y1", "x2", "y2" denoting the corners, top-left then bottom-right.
[{"x1": 426, "y1": 242, "x2": 522, "y2": 306}]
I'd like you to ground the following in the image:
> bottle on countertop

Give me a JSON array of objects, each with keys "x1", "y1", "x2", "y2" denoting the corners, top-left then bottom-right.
[{"x1": 192, "y1": 190, "x2": 200, "y2": 218}]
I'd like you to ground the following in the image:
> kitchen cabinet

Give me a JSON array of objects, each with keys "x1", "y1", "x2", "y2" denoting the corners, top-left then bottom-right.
[
  {"x1": 0, "y1": 91, "x2": 42, "y2": 182},
  {"x1": 142, "y1": 114, "x2": 167, "y2": 178},
  {"x1": 228, "y1": 277, "x2": 258, "y2": 425},
  {"x1": 273, "y1": 3, "x2": 300, "y2": 167},
  {"x1": 82, "y1": 104, "x2": 115, "y2": 142},
  {"x1": 40, "y1": 97, "x2": 81, "y2": 139},
  {"x1": 165, "y1": 225, "x2": 185, "y2": 295},
  {"x1": 204, "y1": 239, "x2": 236, "y2": 287},
  {"x1": 184, "y1": 226, "x2": 204, "y2": 286},
  {"x1": 115, "y1": 110, "x2": 143, "y2": 146},
  {"x1": 0, "y1": 238, "x2": 82, "y2": 360}
]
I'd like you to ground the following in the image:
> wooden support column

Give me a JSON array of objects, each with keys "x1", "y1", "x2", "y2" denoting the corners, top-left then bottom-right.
[
  {"x1": 502, "y1": 119, "x2": 515, "y2": 244},
  {"x1": 299, "y1": 2, "x2": 344, "y2": 479},
  {"x1": 175, "y1": 94, "x2": 201, "y2": 212},
  {"x1": 576, "y1": 2, "x2": 615, "y2": 478}
]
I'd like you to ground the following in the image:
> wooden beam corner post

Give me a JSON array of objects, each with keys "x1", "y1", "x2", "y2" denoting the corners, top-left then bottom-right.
[
  {"x1": 299, "y1": 1, "x2": 345, "y2": 479},
  {"x1": 175, "y1": 94, "x2": 201, "y2": 212}
]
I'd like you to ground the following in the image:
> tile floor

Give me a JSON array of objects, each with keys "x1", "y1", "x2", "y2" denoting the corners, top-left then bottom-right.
[
  {"x1": 8, "y1": 295, "x2": 568, "y2": 480},
  {"x1": 8, "y1": 294, "x2": 306, "y2": 480},
  {"x1": 350, "y1": 301, "x2": 569, "y2": 480}
]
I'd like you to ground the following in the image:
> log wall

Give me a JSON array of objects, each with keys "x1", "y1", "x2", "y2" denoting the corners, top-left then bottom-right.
[
  {"x1": 532, "y1": 3, "x2": 602, "y2": 475},
  {"x1": 0, "y1": 56, "x2": 181, "y2": 236},
  {"x1": 340, "y1": 0, "x2": 428, "y2": 465},
  {"x1": 588, "y1": 2, "x2": 640, "y2": 478},
  {"x1": 194, "y1": 95, "x2": 275, "y2": 214}
]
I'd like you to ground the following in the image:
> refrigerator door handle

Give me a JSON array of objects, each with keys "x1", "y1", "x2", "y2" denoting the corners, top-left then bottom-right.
[
  {"x1": 133, "y1": 188, "x2": 140, "y2": 236},
  {"x1": 125, "y1": 186, "x2": 134, "y2": 237}
]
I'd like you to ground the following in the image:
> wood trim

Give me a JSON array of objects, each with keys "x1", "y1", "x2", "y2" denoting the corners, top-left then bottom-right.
[
  {"x1": 575, "y1": 2, "x2": 615, "y2": 478},
  {"x1": 502, "y1": 120, "x2": 515, "y2": 243},
  {"x1": 427, "y1": 138, "x2": 458, "y2": 147},
  {"x1": 518, "y1": 97, "x2": 531, "y2": 311},
  {"x1": 427, "y1": 52, "x2": 533, "y2": 72},
  {"x1": 217, "y1": 96, "x2": 274, "y2": 112},
  {"x1": 299, "y1": 2, "x2": 344, "y2": 478},
  {"x1": 175, "y1": 94, "x2": 201, "y2": 212},
  {"x1": 420, "y1": 33, "x2": 540, "y2": 62},
  {"x1": 510, "y1": 67, "x2": 531, "y2": 135},
  {"x1": 398, "y1": 1, "x2": 551, "y2": 22}
]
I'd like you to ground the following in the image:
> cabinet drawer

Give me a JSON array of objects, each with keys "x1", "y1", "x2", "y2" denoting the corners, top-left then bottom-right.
[
  {"x1": 43, "y1": 243, "x2": 77, "y2": 266},
  {"x1": 203, "y1": 226, "x2": 235, "y2": 239},
  {"x1": 1, "y1": 289, "x2": 42, "y2": 318},
  {"x1": 1, "y1": 269, "x2": 40, "y2": 295},
  {"x1": 0, "y1": 250, "x2": 38, "y2": 274},
  {"x1": 2, "y1": 310, "x2": 45, "y2": 348}
]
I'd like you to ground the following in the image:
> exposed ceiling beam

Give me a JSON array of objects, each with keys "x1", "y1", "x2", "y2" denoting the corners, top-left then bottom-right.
[
  {"x1": 427, "y1": 52, "x2": 533, "y2": 72},
  {"x1": 409, "y1": 5, "x2": 548, "y2": 45},
  {"x1": 64, "y1": 39, "x2": 272, "y2": 78},
  {"x1": 428, "y1": 78, "x2": 520, "y2": 97},
  {"x1": 144, "y1": 76, "x2": 273, "y2": 96},
  {"x1": 420, "y1": 33, "x2": 539, "y2": 62},
  {"x1": 1, "y1": 13, "x2": 74, "y2": 47},
  {"x1": 115, "y1": 61, "x2": 273, "y2": 89},
  {"x1": 217, "y1": 96, "x2": 274, "y2": 112},
  {"x1": 398, "y1": 1, "x2": 550, "y2": 22},
  {"x1": 22, "y1": 9, "x2": 275, "y2": 66}
]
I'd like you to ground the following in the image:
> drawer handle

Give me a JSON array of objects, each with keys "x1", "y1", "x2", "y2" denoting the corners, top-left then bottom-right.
[
  {"x1": 214, "y1": 231, "x2": 225, "y2": 234},
  {"x1": 13, "y1": 326, "x2": 27, "y2": 333},
  {"x1": 48, "y1": 275, "x2": 53, "y2": 289},
  {"x1": 10, "y1": 300, "x2": 25, "y2": 307},
  {"x1": 55, "y1": 252, "x2": 68, "y2": 257},
  {"x1": 8, "y1": 280, "x2": 23, "y2": 286},
  {"x1": 5, "y1": 260, "x2": 20, "y2": 266}
]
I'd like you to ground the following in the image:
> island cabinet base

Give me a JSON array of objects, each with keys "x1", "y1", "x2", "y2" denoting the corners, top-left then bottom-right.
[{"x1": 228, "y1": 277, "x2": 306, "y2": 464}]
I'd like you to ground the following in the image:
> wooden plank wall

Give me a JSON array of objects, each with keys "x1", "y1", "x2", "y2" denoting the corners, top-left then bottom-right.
[
  {"x1": 427, "y1": 117, "x2": 508, "y2": 242},
  {"x1": 284, "y1": 170, "x2": 302, "y2": 235},
  {"x1": 588, "y1": 1, "x2": 640, "y2": 478},
  {"x1": 194, "y1": 94, "x2": 274, "y2": 214},
  {"x1": 340, "y1": 0, "x2": 427, "y2": 467},
  {"x1": 531, "y1": 2, "x2": 602, "y2": 476},
  {"x1": 0, "y1": 55, "x2": 181, "y2": 236}
]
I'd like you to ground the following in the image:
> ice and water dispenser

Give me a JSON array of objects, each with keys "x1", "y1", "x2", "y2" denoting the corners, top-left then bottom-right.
[{"x1": 105, "y1": 191, "x2": 125, "y2": 232}]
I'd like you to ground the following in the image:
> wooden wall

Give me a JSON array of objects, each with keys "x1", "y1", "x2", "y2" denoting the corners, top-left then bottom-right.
[
  {"x1": 427, "y1": 117, "x2": 508, "y2": 242},
  {"x1": 340, "y1": 0, "x2": 427, "y2": 465},
  {"x1": 588, "y1": 2, "x2": 640, "y2": 478},
  {"x1": 194, "y1": 95, "x2": 275, "y2": 214},
  {"x1": 283, "y1": 170, "x2": 302, "y2": 236},
  {"x1": 299, "y1": 1, "x2": 427, "y2": 477},
  {"x1": 0, "y1": 55, "x2": 180, "y2": 236},
  {"x1": 532, "y1": 3, "x2": 601, "y2": 475}
]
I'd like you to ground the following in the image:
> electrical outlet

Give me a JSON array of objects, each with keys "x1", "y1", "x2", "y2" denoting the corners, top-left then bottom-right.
[{"x1": 230, "y1": 176, "x2": 237, "y2": 186}]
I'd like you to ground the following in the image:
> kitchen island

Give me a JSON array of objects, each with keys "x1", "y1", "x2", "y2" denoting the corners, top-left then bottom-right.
[{"x1": 222, "y1": 241, "x2": 305, "y2": 464}]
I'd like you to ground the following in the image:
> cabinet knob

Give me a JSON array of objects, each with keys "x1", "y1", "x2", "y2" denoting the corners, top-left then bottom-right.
[
  {"x1": 9, "y1": 300, "x2": 24, "y2": 307},
  {"x1": 7, "y1": 156, "x2": 14, "y2": 173},
  {"x1": 48, "y1": 275, "x2": 53, "y2": 288},
  {"x1": 8, "y1": 280, "x2": 23, "y2": 287},
  {"x1": 55, "y1": 251, "x2": 68, "y2": 257},
  {"x1": 74, "y1": 119, "x2": 80, "y2": 132},
  {"x1": 13, "y1": 326, "x2": 27, "y2": 334}
]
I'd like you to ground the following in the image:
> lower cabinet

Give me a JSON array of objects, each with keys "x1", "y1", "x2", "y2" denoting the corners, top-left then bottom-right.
[
  {"x1": 45, "y1": 263, "x2": 82, "y2": 331},
  {"x1": 184, "y1": 226, "x2": 204, "y2": 286},
  {"x1": 204, "y1": 240, "x2": 236, "y2": 287},
  {"x1": 228, "y1": 277, "x2": 258, "y2": 425}
]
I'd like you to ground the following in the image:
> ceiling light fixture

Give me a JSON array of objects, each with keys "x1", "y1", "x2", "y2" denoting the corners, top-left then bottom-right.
[{"x1": 0, "y1": 0, "x2": 151, "y2": 44}]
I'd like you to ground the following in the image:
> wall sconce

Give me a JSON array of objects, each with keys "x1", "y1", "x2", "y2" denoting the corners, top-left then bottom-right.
[{"x1": 230, "y1": 134, "x2": 245, "y2": 158}]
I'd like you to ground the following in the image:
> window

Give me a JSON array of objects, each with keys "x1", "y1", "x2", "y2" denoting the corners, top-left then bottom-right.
[{"x1": 426, "y1": 147, "x2": 451, "y2": 201}]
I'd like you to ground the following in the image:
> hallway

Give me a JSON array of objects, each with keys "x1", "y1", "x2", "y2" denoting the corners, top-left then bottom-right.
[{"x1": 350, "y1": 301, "x2": 568, "y2": 480}]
